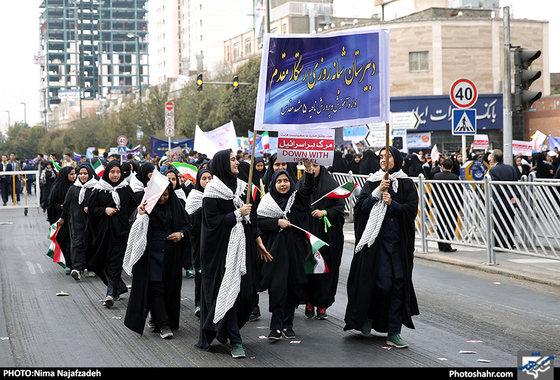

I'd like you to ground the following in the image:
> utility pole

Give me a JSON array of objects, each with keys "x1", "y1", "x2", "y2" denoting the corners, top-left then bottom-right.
[{"x1": 503, "y1": 6, "x2": 513, "y2": 165}]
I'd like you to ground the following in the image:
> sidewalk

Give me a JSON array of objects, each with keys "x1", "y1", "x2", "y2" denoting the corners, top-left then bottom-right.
[{"x1": 343, "y1": 222, "x2": 560, "y2": 288}]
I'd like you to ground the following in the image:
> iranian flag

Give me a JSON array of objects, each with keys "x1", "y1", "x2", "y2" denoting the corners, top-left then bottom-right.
[
  {"x1": 90, "y1": 158, "x2": 105, "y2": 178},
  {"x1": 172, "y1": 162, "x2": 198, "y2": 184},
  {"x1": 47, "y1": 223, "x2": 68, "y2": 269},
  {"x1": 305, "y1": 231, "x2": 329, "y2": 274},
  {"x1": 261, "y1": 131, "x2": 270, "y2": 151},
  {"x1": 311, "y1": 182, "x2": 358, "y2": 206},
  {"x1": 50, "y1": 157, "x2": 62, "y2": 174},
  {"x1": 250, "y1": 183, "x2": 260, "y2": 201}
]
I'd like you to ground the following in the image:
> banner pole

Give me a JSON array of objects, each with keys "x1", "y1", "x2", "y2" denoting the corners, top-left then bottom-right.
[
  {"x1": 245, "y1": 128, "x2": 258, "y2": 204},
  {"x1": 384, "y1": 122, "x2": 390, "y2": 181}
]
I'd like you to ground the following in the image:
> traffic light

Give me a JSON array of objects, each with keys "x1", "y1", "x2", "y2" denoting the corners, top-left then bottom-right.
[
  {"x1": 514, "y1": 47, "x2": 542, "y2": 111},
  {"x1": 196, "y1": 73, "x2": 203, "y2": 91},
  {"x1": 232, "y1": 75, "x2": 239, "y2": 93}
]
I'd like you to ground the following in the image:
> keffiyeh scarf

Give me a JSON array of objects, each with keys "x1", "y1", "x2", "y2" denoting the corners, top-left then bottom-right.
[
  {"x1": 185, "y1": 188, "x2": 203, "y2": 215},
  {"x1": 93, "y1": 178, "x2": 129, "y2": 210},
  {"x1": 354, "y1": 169, "x2": 408, "y2": 253},
  {"x1": 203, "y1": 175, "x2": 250, "y2": 323},
  {"x1": 257, "y1": 191, "x2": 297, "y2": 223},
  {"x1": 73, "y1": 177, "x2": 98, "y2": 205}
]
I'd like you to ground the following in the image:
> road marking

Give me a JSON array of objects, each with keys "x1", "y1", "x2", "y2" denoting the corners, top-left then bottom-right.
[{"x1": 25, "y1": 261, "x2": 36, "y2": 275}]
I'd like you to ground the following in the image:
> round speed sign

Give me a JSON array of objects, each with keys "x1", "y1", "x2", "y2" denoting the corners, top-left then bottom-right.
[{"x1": 450, "y1": 78, "x2": 478, "y2": 109}]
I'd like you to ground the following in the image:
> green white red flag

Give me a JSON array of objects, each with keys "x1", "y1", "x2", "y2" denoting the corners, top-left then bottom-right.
[
  {"x1": 304, "y1": 231, "x2": 329, "y2": 274},
  {"x1": 311, "y1": 182, "x2": 358, "y2": 206},
  {"x1": 172, "y1": 162, "x2": 198, "y2": 184},
  {"x1": 90, "y1": 158, "x2": 105, "y2": 178},
  {"x1": 50, "y1": 157, "x2": 62, "y2": 174},
  {"x1": 47, "y1": 223, "x2": 68, "y2": 269}
]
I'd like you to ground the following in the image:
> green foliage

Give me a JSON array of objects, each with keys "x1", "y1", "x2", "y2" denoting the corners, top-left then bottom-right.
[{"x1": 3, "y1": 57, "x2": 262, "y2": 159}]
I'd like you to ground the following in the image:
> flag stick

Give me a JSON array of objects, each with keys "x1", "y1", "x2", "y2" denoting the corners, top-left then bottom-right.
[
  {"x1": 245, "y1": 127, "x2": 258, "y2": 204},
  {"x1": 290, "y1": 224, "x2": 330, "y2": 246}
]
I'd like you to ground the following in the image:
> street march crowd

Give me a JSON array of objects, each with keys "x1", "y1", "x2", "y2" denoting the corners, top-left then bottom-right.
[{"x1": 1, "y1": 142, "x2": 558, "y2": 359}]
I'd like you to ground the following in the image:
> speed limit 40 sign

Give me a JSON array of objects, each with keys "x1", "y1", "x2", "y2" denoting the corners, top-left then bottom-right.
[{"x1": 450, "y1": 78, "x2": 478, "y2": 109}]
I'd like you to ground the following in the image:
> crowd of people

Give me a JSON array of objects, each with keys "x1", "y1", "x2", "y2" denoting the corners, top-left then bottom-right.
[
  {"x1": 331, "y1": 143, "x2": 560, "y2": 180},
  {"x1": 7, "y1": 144, "x2": 418, "y2": 359},
  {"x1": 7, "y1": 140, "x2": 555, "y2": 359}
]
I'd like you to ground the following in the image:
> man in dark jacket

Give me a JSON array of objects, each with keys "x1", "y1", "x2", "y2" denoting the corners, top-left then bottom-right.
[
  {"x1": 433, "y1": 158, "x2": 460, "y2": 252},
  {"x1": 488, "y1": 150, "x2": 519, "y2": 249}
]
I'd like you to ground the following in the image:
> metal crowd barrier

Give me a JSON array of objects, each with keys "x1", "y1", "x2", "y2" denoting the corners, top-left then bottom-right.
[
  {"x1": 331, "y1": 171, "x2": 560, "y2": 263},
  {"x1": 0, "y1": 170, "x2": 41, "y2": 214}
]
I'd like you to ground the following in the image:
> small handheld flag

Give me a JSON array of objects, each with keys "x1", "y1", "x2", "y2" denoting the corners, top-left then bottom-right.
[
  {"x1": 310, "y1": 182, "x2": 358, "y2": 206},
  {"x1": 47, "y1": 223, "x2": 68, "y2": 270},
  {"x1": 172, "y1": 162, "x2": 198, "y2": 184}
]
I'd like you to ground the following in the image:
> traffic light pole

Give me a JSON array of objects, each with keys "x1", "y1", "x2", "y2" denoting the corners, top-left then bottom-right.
[{"x1": 503, "y1": 6, "x2": 513, "y2": 165}]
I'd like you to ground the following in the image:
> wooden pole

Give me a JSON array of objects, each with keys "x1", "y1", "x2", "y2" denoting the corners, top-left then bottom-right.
[
  {"x1": 245, "y1": 128, "x2": 258, "y2": 204},
  {"x1": 384, "y1": 122, "x2": 390, "y2": 181}
]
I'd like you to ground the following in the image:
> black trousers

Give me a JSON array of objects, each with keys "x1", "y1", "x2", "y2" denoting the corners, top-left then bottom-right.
[
  {"x1": 148, "y1": 281, "x2": 170, "y2": 331},
  {"x1": 371, "y1": 276, "x2": 404, "y2": 336}
]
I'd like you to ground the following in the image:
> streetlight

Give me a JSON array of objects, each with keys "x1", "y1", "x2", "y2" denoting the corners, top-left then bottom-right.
[
  {"x1": 126, "y1": 33, "x2": 142, "y2": 105},
  {"x1": 20, "y1": 102, "x2": 26, "y2": 125}
]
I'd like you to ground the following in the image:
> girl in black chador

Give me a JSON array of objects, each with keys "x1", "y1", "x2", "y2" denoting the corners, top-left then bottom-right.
[
  {"x1": 87, "y1": 160, "x2": 138, "y2": 307},
  {"x1": 123, "y1": 183, "x2": 190, "y2": 339},
  {"x1": 195, "y1": 149, "x2": 271, "y2": 359},
  {"x1": 344, "y1": 146, "x2": 419, "y2": 349}
]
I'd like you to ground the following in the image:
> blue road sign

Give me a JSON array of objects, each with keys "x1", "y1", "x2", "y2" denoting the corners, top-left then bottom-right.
[{"x1": 452, "y1": 108, "x2": 477, "y2": 135}]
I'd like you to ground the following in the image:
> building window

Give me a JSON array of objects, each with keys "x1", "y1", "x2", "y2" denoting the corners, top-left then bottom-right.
[
  {"x1": 245, "y1": 38, "x2": 251, "y2": 55},
  {"x1": 233, "y1": 42, "x2": 239, "y2": 60},
  {"x1": 409, "y1": 51, "x2": 429, "y2": 72}
]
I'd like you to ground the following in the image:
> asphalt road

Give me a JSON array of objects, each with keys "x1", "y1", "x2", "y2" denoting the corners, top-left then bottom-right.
[{"x1": 0, "y1": 204, "x2": 559, "y2": 371}]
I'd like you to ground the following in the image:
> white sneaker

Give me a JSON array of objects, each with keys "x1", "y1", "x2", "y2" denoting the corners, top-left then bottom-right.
[{"x1": 71, "y1": 269, "x2": 81, "y2": 281}]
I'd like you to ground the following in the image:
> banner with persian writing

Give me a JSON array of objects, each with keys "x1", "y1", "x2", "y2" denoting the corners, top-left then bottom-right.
[{"x1": 254, "y1": 30, "x2": 390, "y2": 131}]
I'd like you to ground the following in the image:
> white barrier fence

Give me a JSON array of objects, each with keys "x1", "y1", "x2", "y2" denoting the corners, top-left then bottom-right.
[
  {"x1": 331, "y1": 171, "x2": 560, "y2": 264},
  {"x1": 0, "y1": 170, "x2": 41, "y2": 212}
]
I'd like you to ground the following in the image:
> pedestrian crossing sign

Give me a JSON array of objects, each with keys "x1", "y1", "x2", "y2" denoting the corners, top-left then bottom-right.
[{"x1": 452, "y1": 108, "x2": 477, "y2": 135}]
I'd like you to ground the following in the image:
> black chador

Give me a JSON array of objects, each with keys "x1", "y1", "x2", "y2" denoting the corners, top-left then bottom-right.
[
  {"x1": 87, "y1": 161, "x2": 138, "y2": 304},
  {"x1": 295, "y1": 165, "x2": 345, "y2": 319},
  {"x1": 195, "y1": 149, "x2": 268, "y2": 357},
  {"x1": 123, "y1": 183, "x2": 190, "y2": 336},
  {"x1": 47, "y1": 166, "x2": 75, "y2": 267},
  {"x1": 257, "y1": 168, "x2": 313, "y2": 337},
  {"x1": 344, "y1": 147, "x2": 419, "y2": 346},
  {"x1": 61, "y1": 164, "x2": 97, "y2": 275}
]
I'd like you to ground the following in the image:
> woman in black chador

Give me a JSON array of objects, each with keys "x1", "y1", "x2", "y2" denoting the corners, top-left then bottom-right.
[
  {"x1": 185, "y1": 168, "x2": 213, "y2": 318},
  {"x1": 47, "y1": 166, "x2": 76, "y2": 271},
  {"x1": 344, "y1": 146, "x2": 419, "y2": 349},
  {"x1": 87, "y1": 160, "x2": 138, "y2": 307},
  {"x1": 123, "y1": 183, "x2": 190, "y2": 339},
  {"x1": 296, "y1": 164, "x2": 345, "y2": 320},
  {"x1": 60, "y1": 164, "x2": 97, "y2": 280},
  {"x1": 195, "y1": 149, "x2": 271, "y2": 359},
  {"x1": 257, "y1": 161, "x2": 313, "y2": 340}
]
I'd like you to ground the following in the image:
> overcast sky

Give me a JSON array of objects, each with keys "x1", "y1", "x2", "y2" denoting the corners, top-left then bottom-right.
[{"x1": 0, "y1": 0, "x2": 557, "y2": 128}]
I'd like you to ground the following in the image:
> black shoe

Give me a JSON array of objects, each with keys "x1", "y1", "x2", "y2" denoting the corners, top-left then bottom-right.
[
  {"x1": 268, "y1": 330, "x2": 282, "y2": 340},
  {"x1": 316, "y1": 308, "x2": 328, "y2": 320},
  {"x1": 305, "y1": 303, "x2": 314, "y2": 318},
  {"x1": 249, "y1": 306, "x2": 260, "y2": 321},
  {"x1": 160, "y1": 326, "x2": 173, "y2": 339},
  {"x1": 282, "y1": 328, "x2": 295, "y2": 339}
]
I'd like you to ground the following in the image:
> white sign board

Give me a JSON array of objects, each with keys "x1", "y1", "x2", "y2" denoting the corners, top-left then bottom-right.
[{"x1": 277, "y1": 129, "x2": 335, "y2": 166}]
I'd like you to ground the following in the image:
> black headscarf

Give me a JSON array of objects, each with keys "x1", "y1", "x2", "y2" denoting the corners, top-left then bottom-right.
[
  {"x1": 102, "y1": 160, "x2": 125, "y2": 186},
  {"x1": 76, "y1": 163, "x2": 94, "y2": 184},
  {"x1": 380, "y1": 146, "x2": 404, "y2": 174},
  {"x1": 208, "y1": 149, "x2": 237, "y2": 192},
  {"x1": 194, "y1": 168, "x2": 212, "y2": 192},
  {"x1": 136, "y1": 162, "x2": 155, "y2": 187},
  {"x1": 48, "y1": 166, "x2": 75, "y2": 205},
  {"x1": 269, "y1": 169, "x2": 295, "y2": 210},
  {"x1": 253, "y1": 157, "x2": 266, "y2": 182}
]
